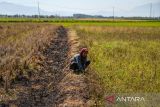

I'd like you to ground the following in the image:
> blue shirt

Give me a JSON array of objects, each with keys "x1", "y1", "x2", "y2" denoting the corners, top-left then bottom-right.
[{"x1": 71, "y1": 54, "x2": 87, "y2": 71}]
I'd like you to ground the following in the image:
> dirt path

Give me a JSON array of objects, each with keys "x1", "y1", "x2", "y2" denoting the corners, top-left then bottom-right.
[
  {"x1": 6, "y1": 26, "x2": 92, "y2": 107},
  {"x1": 52, "y1": 30, "x2": 90, "y2": 106}
]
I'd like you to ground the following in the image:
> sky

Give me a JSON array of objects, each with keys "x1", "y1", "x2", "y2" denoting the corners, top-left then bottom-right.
[{"x1": 0, "y1": 0, "x2": 160, "y2": 16}]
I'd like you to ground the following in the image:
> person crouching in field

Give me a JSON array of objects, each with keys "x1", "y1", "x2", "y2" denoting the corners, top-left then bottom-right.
[{"x1": 70, "y1": 48, "x2": 90, "y2": 73}]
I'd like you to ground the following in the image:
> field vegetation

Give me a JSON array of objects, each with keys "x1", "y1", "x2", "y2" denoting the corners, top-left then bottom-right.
[
  {"x1": 75, "y1": 25, "x2": 160, "y2": 93},
  {"x1": 0, "y1": 19, "x2": 160, "y2": 106},
  {"x1": 0, "y1": 18, "x2": 160, "y2": 27},
  {"x1": 0, "y1": 23, "x2": 58, "y2": 91}
]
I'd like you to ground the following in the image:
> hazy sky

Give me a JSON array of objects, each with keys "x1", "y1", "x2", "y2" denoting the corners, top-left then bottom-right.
[
  {"x1": 0, "y1": 0, "x2": 159, "y2": 11},
  {"x1": 0, "y1": 0, "x2": 159, "y2": 16}
]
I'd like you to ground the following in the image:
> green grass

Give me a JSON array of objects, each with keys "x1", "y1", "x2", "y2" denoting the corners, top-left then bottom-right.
[
  {"x1": 75, "y1": 25, "x2": 160, "y2": 106},
  {"x1": 0, "y1": 17, "x2": 160, "y2": 27},
  {"x1": 55, "y1": 20, "x2": 160, "y2": 27},
  {"x1": 75, "y1": 26, "x2": 160, "y2": 93}
]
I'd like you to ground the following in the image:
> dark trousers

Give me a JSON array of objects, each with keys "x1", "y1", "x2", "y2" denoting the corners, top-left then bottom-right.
[{"x1": 70, "y1": 60, "x2": 90, "y2": 71}]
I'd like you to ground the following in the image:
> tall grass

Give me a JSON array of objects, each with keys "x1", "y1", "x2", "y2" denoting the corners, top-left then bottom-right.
[
  {"x1": 75, "y1": 26, "x2": 160, "y2": 93},
  {"x1": 0, "y1": 23, "x2": 58, "y2": 89}
]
